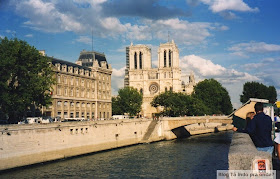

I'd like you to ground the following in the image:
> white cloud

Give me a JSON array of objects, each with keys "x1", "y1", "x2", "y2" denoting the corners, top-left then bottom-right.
[
  {"x1": 145, "y1": 18, "x2": 228, "y2": 45},
  {"x1": 76, "y1": 36, "x2": 91, "y2": 44},
  {"x1": 219, "y1": 25, "x2": 229, "y2": 31},
  {"x1": 112, "y1": 66, "x2": 126, "y2": 77},
  {"x1": 10, "y1": 1, "x2": 227, "y2": 46},
  {"x1": 242, "y1": 63, "x2": 264, "y2": 71},
  {"x1": 125, "y1": 24, "x2": 152, "y2": 41},
  {"x1": 14, "y1": 0, "x2": 84, "y2": 33},
  {"x1": 200, "y1": 0, "x2": 259, "y2": 13},
  {"x1": 229, "y1": 41, "x2": 280, "y2": 55},
  {"x1": 73, "y1": 0, "x2": 107, "y2": 6},
  {"x1": 261, "y1": 58, "x2": 275, "y2": 63},
  {"x1": 111, "y1": 66, "x2": 126, "y2": 95},
  {"x1": 180, "y1": 54, "x2": 260, "y2": 109},
  {"x1": 230, "y1": 51, "x2": 249, "y2": 58},
  {"x1": 180, "y1": 54, "x2": 259, "y2": 83},
  {"x1": 5, "y1": 30, "x2": 16, "y2": 36},
  {"x1": 219, "y1": 11, "x2": 238, "y2": 20},
  {"x1": 25, "y1": 34, "x2": 33, "y2": 38},
  {"x1": 99, "y1": 17, "x2": 127, "y2": 36}
]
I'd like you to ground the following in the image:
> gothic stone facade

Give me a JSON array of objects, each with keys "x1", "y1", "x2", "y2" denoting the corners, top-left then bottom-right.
[
  {"x1": 124, "y1": 41, "x2": 195, "y2": 118},
  {"x1": 44, "y1": 50, "x2": 112, "y2": 120}
]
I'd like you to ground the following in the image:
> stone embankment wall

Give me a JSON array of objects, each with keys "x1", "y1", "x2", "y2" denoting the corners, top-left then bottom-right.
[
  {"x1": 228, "y1": 133, "x2": 272, "y2": 170},
  {"x1": 0, "y1": 116, "x2": 232, "y2": 171},
  {"x1": 0, "y1": 119, "x2": 163, "y2": 171}
]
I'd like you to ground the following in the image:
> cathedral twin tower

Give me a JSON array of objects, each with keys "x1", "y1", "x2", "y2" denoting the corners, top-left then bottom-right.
[{"x1": 124, "y1": 40, "x2": 195, "y2": 118}]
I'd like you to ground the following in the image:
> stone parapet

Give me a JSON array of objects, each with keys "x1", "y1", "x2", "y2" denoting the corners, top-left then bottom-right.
[
  {"x1": 0, "y1": 119, "x2": 163, "y2": 171},
  {"x1": 228, "y1": 133, "x2": 272, "y2": 170}
]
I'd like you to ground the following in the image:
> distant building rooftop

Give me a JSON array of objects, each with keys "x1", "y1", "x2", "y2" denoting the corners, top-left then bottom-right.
[
  {"x1": 49, "y1": 56, "x2": 92, "y2": 71},
  {"x1": 77, "y1": 50, "x2": 108, "y2": 68}
]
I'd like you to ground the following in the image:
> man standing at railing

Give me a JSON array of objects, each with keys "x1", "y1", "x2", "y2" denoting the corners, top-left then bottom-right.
[{"x1": 233, "y1": 102, "x2": 274, "y2": 154}]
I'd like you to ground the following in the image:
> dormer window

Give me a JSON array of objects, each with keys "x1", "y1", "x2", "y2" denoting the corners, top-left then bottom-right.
[
  {"x1": 62, "y1": 65, "x2": 67, "y2": 72},
  {"x1": 55, "y1": 63, "x2": 61, "y2": 71}
]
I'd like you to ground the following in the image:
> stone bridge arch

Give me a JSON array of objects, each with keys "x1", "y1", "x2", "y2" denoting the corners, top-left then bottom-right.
[{"x1": 161, "y1": 116, "x2": 233, "y2": 140}]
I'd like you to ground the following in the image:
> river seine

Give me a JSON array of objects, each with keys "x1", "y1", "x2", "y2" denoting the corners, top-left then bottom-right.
[{"x1": 0, "y1": 131, "x2": 232, "y2": 179}]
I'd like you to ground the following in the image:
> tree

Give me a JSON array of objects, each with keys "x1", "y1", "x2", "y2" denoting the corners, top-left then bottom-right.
[
  {"x1": 240, "y1": 81, "x2": 277, "y2": 104},
  {"x1": 112, "y1": 96, "x2": 123, "y2": 115},
  {"x1": 151, "y1": 91, "x2": 187, "y2": 117},
  {"x1": 186, "y1": 97, "x2": 211, "y2": 116},
  {"x1": 0, "y1": 37, "x2": 55, "y2": 123},
  {"x1": 151, "y1": 91, "x2": 210, "y2": 117},
  {"x1": 192, "y1": 79, "x2": 233, "y2": 115},
  {"x1": 112, "y1": 87, "x2": 143, "y2": 116}
]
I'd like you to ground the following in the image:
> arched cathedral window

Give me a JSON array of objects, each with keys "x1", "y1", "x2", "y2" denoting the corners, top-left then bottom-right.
[
  {"x1": 134, "y1": 52, "x2": 137, "y2": 69},
  {"x1": 169, "y1": 50, "x2": 172, "y2": 67},
  {"x1": 139, "y1": 52, "x2": 142, "y2": 69},
  {"x1": 164, "y1": 50, "x2": 167, "y2": 67}
]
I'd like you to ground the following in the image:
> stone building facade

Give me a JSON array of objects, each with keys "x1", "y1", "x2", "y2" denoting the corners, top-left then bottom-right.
[
  {"x1": 124, "y1": 40, "x2": 195, "y2": 118},
  {"x1": 44, "y1": 50, "x2": 112, "y2": 120}
]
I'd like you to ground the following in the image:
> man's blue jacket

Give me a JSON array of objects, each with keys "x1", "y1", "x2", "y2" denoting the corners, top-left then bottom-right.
[{"x1": 237, "y1": 112, "x2": 273, "y2": 148}]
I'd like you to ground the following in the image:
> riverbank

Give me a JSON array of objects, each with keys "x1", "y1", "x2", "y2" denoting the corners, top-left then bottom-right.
[
  {"x1": 0, "y1": 131, "x2": 233, "y2": 178},
  {"x1": 0, "y1": 116, "x2": 232, "y2": 171}
]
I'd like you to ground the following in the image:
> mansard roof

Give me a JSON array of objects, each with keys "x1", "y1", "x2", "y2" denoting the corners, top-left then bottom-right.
[
  {"x1": 77, "y1": 50, "x2": 107, "y2": 67},
  {"x1": 49, "y1": 56, "x2": 92, "y2": 71}
]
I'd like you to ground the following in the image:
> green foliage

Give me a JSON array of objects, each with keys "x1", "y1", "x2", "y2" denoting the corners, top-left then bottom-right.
[
  {"x1": 186, "y1": 97, "x2": 211, "y2": 116},
  {"x1": 112, "y1": 87, "x2": 143, "y2": 116},
  {"x1": 240, "y1": 81, "x2": 277, "y2": 104},
  {"x1": 112, "y1": 96, "x2": 123, "y2": 115},
  {"x1": 192, "y1": 79, "x2": 233, "y2": 115},
  {"x1": 0, "y1": 37, "x2": 55, "y2": 123},
  {"x1": 151, "y1": 79, "x2": 232, "y2": 117},
  {"x1": 151, "y1": 91, "x2": 211, "y2": 117}
]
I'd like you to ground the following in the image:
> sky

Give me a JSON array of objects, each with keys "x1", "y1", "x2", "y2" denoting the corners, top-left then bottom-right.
[{"x1": 1, "y1": 0, "x2": 280, "y2": 109}]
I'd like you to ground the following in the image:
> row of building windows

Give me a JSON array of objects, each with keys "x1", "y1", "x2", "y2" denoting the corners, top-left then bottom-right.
[
  {"x1": 98, "y1": 73, "x2": 110, "y2": 81},
  {"x1": 57, "y1": 67, "x2": 110, "y2": 82},
  {"x1": 55, "y1": 63, "x2": 94, "y2": 77},
  {"x1": 57, "y1": 75, "x2": 110, "y2": 91},
  {"x1": 98, "y1": 81, "x2": 110, "y2": 90},
  {"x1": 57, "y1": 111, "x2": 110, "y2": 119},
  {"x1": 56, "y1": 86, "x2": 110, "y2": 99},
  {"x1": 57, "y1": 75, "x2": 94, "y2": 87},
  {"x1": 57, "y1": 101, "x2": 110, "y2": 109}
]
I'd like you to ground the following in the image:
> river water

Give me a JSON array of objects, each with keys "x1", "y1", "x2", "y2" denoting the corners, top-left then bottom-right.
[{"x1": 0, "y1": 131, "x2": 233, "y2": 179}]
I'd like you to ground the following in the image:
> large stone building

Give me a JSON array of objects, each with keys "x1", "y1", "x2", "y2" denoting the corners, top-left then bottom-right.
[
  {"x1": 44, "y1": 50, "x2": 112, "y2": 120},
  {"x1": 124, "y1": 40, "x2": 195, "y2": 118}
]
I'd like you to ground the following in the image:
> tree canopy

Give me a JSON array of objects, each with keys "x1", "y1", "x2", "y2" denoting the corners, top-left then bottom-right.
[
  {"x1": 0, "y1": 37, "x2": 55, "y2": 123},
  {"x1": 240, "y1": 81, "x2": 277, "y2": 104},
  {"x1": 193, "y1": 79, "x2": 233, "y2": 115},
  {"x1": 151, "y1": 79, "x2": 232, "y2": 117},
  {"x1": 151, "y1": 91, "x2": 210, "y2": 117},
  {"x1": 112, "y1": 87, "x2": 143, "y2": 116}
]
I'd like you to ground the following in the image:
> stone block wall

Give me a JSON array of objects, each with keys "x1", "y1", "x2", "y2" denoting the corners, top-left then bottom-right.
[
  {"x1": 228, "y1": 133, "x2": 272, "y2": 170},
  {"x1": 0, "y1": 119, "x2": 163, "y2": 171}
]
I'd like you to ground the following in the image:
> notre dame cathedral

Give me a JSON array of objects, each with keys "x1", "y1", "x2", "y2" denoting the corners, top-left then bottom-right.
[{"x1": 124, "y1": 40, "x2": 195, "y2": 118}]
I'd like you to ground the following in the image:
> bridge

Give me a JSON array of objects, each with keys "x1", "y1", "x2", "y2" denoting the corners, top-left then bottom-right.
[{"x1": 143, "y1": 116, "x2": 233, "y2": 141}]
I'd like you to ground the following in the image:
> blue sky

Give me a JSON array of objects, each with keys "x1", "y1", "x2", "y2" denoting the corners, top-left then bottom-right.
[{"x1": 1, "y1": 0, "x2": 280, "y2": 108}]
